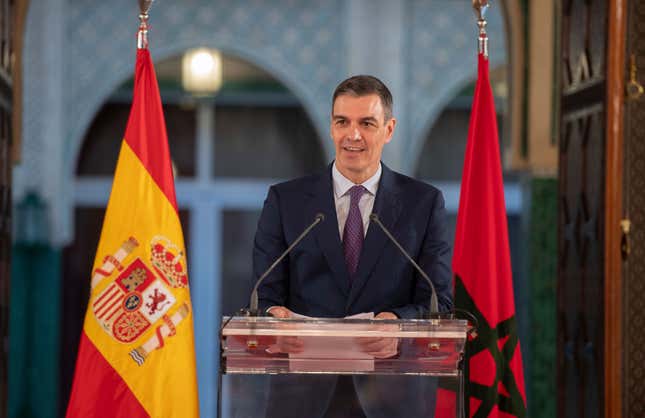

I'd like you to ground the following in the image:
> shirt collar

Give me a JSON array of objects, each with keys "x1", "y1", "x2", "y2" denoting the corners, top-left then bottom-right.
[{"x1": 332, "y1": 162, "x2": 382, "y2": 198}]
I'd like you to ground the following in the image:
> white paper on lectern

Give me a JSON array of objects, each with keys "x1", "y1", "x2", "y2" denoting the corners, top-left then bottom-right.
[
  {"x1": 288, "y1": 312, "x2": 376, "y2": 372},
  {"x1": 289, "y1": 312, "x2": 375, "y2": 359},
  {"x1": 289, "y1": 311, "x2": 374, "y2": 320}
]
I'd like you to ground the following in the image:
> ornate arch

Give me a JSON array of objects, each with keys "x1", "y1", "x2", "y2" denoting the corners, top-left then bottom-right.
[
  {"x1": 20, "y1": 0, "x2": 345, "y2": 244},
  {"x1": 404, "y1": 0, "x2": 507, "y2": 173},
  {"x1": 63, "y1": 0, "x2": 345, "y2": 181},
  {"x1": 65, "y1": 41, "x2": 336, "y2": 180}
]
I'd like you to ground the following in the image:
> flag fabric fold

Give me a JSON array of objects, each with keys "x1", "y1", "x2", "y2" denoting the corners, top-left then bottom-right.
[
  {"x1": 66, "y1": 49, "x2": 199, "y2": 418},
  {"x1": 445, "y1": 53, "x2": 528, "y2": 418}
]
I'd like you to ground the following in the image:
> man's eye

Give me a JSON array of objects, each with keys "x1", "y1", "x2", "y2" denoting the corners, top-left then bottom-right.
[
  {"x1": 362, "y1": 121, "x2": 375, "y2": 127},
  {"x1": 336, "y1": 120, "x2": 347, "y2": 126}
]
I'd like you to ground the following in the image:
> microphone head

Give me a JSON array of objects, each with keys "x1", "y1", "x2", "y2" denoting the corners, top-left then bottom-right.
[
  {"x1": 315, "y1": 213, "x2": 325, "y2": 222},
  {"x1": 369, "y1": 213, "x2": 379, "y2": 222}
]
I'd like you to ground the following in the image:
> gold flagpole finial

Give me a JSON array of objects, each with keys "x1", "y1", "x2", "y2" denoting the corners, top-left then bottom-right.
[
  {"x1": 139, "y1": 0, "x2": 154, "y2": 15},
  {"x1": 472, "y1": 0, "x2": 490, "y2": 58},
  {"x1": 137, "y1": 0, "x2": 154, "y2": 49}
]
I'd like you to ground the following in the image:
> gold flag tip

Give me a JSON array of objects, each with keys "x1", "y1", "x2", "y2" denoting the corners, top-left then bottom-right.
[
  {"x1": 137, "y1": 2, "x2": 152, "y2": 50},
  {"x1": 472, "y1": 0, "x2": 490, "y2": 20},
  {"x1": 139, "y1": 0, "x2": 154, "y2": 15},
  {"x1": 472, "y1": 0, "x2": 490, "y2": 58}
]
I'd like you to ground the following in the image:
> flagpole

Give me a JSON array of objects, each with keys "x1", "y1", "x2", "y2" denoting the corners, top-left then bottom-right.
[
  {"x1": 137, "y1": 0, "x2": 154, "y2": 49},
  {"x1": 472, "y1": 0, "x2": 489, "y2": 58}
]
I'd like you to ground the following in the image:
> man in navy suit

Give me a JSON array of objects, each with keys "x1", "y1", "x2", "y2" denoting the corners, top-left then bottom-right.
[{"x1": 253, "y1": 75, "x2": 452, "y2": 418}]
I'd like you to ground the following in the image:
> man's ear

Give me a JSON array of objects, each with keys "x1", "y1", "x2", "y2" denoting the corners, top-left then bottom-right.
[{"x1": 385, "y1": 117, "x2": 397, "y2": 143}]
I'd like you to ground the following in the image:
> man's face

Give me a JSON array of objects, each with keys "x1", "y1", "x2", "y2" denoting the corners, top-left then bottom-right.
[{"x1": 330, "y1": 94, "x2": 396, "y2": 183}]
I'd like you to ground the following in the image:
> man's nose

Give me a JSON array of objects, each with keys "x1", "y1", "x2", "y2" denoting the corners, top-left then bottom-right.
[{"x1": 349, "y1": 126, "x2": 361, "y2": 140}]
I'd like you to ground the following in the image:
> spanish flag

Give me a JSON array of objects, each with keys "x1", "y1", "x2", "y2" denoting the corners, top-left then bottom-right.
[{"x1": 66, "y1": 48, "x2": 199, "y2": 417}]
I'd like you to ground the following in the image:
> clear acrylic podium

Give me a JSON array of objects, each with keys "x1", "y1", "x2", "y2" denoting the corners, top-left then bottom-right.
[{"x1": 219, "y1": 316, "x2": 468, "y2": 418}]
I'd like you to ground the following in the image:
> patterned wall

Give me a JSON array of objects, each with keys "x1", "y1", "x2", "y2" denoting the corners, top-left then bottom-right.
[
  {"x1": 405, "y1": 0, "x2": 506, "y2": 162},
  {"x1": 624, "y1": 0, "x2": 645, "y2": 416},
  {"x1": 64, "y1": 0, "x2": 345, "y2": 162},
  {"x1": 17, "y1": 0, "x2": 506, "y2": 245}
]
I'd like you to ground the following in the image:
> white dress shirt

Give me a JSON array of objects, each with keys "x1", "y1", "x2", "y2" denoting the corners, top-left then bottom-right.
[{"x1": 332, "y1": 162, "x2": 381, "y2": 239}]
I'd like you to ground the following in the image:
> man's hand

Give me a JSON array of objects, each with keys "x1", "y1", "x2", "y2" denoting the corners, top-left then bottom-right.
[
  {"x1": 265, "y1": 306, "x2": 304, "y2": 354},
  {"x1": 374, "y1": 312, "x2": 398, "y2": 320},
  {"x1": 266, "y1": 306, "x2": 295, "y2": 318},
  {"x1": 358, "y1": 311, "x2": 399, "y2": 358}
]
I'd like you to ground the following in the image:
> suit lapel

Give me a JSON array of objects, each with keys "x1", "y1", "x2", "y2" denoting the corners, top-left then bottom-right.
[
  {"x1": 347, "y1": 164, "x2": 402, "y2": 309},
  {"x1": 306, "y1": 165, "x2": 351, "y2": 297}
]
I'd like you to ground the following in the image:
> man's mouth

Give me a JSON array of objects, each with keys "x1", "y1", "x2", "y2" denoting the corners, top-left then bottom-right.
[{"x1": 342, "y1": 145, "x2": 364, "y2": 152}]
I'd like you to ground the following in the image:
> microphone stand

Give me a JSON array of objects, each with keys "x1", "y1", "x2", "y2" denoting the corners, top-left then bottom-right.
[
  {"x1": 369, "y1": 213, "x2": 445, "y2": 319},
  {"x1": 243, "y1": 213, "x2": 325, "y2": 316}
]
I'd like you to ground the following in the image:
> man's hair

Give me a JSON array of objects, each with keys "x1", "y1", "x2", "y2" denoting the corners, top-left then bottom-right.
[{"x1": 332, "y1": 75, "x2": 393, "y2": 121}]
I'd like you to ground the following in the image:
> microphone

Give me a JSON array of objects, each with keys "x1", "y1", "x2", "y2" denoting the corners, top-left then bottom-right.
[
  {"x1": 246, "y1": 213, "x2": 325, "y2": 316},
  {"x1": 369, "y1": 213, "x2": 440, "y2": 317}
]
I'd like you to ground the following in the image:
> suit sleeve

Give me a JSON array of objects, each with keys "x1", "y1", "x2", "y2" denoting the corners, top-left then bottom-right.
[
  {"x1": 391, "y1": 190, "x2": 453, "y2": 319},
  {"x1": 252, "y1": 186, "x2": 290, "y2": 312}
]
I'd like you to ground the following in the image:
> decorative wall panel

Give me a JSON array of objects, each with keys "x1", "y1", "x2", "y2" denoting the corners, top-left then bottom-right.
[
  {"x1": 405, "y1": 0, "x2": 506, "y2": 162},
  {"x1": 623, "y1": 0, "x2": 645, "y2": 416}
]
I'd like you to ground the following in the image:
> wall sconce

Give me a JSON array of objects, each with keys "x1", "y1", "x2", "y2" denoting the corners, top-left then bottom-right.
[{"x1": 182, "y1": 48, "x2": 223, "y2": 95}]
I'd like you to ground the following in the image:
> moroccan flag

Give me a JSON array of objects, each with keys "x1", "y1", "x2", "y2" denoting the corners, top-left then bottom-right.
[
  {"x1": 437, "y1": 53, "x2": 528, "y2": 417},
  {"x1": 66, "y1": 48, "x2": 199, "y2": 417}
]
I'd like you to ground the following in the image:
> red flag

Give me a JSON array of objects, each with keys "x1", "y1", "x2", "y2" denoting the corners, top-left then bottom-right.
[
  {"x1": 452, "y1": 53, "x2": 527, "y2": 417},
  {"x1": 65, "y1": 49, "x2": 199, "y2": 417}
]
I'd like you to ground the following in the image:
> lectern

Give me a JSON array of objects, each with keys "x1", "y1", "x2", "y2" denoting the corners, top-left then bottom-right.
[{"x1": 219, "y1": 316, "x2": 468, "y2": 418}]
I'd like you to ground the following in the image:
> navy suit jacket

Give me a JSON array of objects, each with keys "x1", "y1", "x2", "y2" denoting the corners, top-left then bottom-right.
[{"x1": 253, "y1": 162, "x2": 452, "y2": 318}]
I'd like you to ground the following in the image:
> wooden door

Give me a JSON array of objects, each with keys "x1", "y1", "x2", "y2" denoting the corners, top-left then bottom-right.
[{"x1": 558, "y1": 1, "x2": 608, "y2": 417}]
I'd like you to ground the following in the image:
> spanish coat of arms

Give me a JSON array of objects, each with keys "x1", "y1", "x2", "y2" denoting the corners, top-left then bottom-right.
[{"x1": 90, "y1": 236, "x2": 191, "y2": 365}]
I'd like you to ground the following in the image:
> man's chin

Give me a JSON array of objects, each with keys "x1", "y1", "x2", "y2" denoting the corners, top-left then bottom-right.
[
  {"x1": 336, "y1": 160, "x2": 365, "y2": 174},
  {"x1": 338, "y1": 152, "x2": 366, "y2": 164}
]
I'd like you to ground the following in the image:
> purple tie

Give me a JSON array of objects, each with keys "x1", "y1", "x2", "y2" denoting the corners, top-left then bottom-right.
[{"x1": 343, "y1": 185, "x2": 367, "y2": 278}]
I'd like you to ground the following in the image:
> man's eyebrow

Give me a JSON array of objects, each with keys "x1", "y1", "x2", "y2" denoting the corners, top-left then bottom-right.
[{"x1": 332, "y1": 115, "x2": 379, "y2": 121}]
